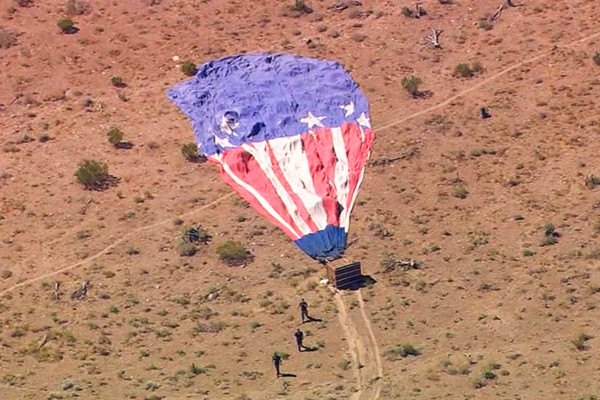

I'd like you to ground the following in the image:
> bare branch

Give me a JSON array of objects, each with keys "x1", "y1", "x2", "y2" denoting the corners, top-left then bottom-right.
[
  {"x1": 427, "y1": 29, "x2": 443, "y2": 48},
  {"x1": 489, "y1": 4, "x2": 504, "y2": 22},
  {"x1": 505, "y1": 0, "x2": 517, "y2": 6},
  {"x1": 53, "y1": 281, "x2": 60, "y2": 301},
  {"x1": 71, "y1": 280, "x2": 89, "y2": 300}
]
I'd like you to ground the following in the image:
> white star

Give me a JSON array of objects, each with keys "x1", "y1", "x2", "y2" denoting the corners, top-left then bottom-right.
[
  {"x1": 340, "y1": 102, "x2": 355, "y2": 117},
  {"x1": 215, "y1": 135, "x2": 235, "y2": 149},
  {"x1": 357, "y1": 112, "x2": 371, "y2": 128},
  {"x1": 300, "y1": 112, "x2": 326, "y2": 129}
]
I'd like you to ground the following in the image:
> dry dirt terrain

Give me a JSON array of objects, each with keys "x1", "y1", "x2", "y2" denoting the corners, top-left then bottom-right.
[{"x1": 1, "y1": 0, "x2": 600, "y2": 399}]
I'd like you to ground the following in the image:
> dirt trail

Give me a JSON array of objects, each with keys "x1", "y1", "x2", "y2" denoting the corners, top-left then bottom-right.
[{"x1": 334, "y1": 289, "x2": 383, "y2": 400}]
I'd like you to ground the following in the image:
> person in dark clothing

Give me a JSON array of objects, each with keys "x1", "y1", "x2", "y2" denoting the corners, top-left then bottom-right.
[
  {"x1": 272, "y1": 353, "x2": 282, "y2": 377},
  {"x1": 294, "y1": 329, "x2": 304, "y2": 352},
  {"x1": 299, "y1": 298, "x2": 309, "y2": 323}
]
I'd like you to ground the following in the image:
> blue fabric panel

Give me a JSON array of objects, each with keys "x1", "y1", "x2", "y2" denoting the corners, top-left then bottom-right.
[
  {"x1": 166, "y1": 53, "x2": 369, "y2": 156},
  {"x1": 294, "y1": 225, "x2": 347, "y2": 261}
]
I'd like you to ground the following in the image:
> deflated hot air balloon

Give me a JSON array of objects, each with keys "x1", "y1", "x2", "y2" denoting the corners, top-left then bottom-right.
[{"x1": 167, "y1": 53, "x2": 375, "y2": 261}]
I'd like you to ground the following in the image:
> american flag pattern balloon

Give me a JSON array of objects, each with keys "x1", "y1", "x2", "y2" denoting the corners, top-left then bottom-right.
[{"x1": 167, "y1": 53, "x2": 375, "y2": 261}]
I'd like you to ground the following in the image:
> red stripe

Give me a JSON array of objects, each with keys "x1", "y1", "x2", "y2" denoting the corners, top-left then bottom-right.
[
  {"x1": 301, "y1": 131, "x2": 340, "y2": 226},
  {"x1": 263, "y1": 142, "x2": 320, "y2": 233},
  {"x1": 341, "y1": 123, "x2": 375, "y2": 212},
  {"x1": 210, "y1": 150, "x2": 301, "y2": 240}
]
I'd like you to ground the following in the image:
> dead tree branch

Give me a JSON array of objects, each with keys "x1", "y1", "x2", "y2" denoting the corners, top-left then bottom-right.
[
  {"x1": 489, "y1": 4, "x2": 504, "y2": 22},
  {"x1": 415, "y1": 3, "x2": 425, "y2": 18},
  {"x1": 71, "y1": 280, "x2": 89, "y2": 300},
  {"x1": 427, "y1": 29, "x2": 443, "y2": 48},
  {"x1": 53, "y1": 281, "x2": 60, "y2": 301}
]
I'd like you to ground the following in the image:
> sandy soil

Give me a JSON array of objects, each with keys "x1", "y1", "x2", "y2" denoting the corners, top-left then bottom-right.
[{"x1": 1, "y1": 0, "x2": 600, "y2": 399}]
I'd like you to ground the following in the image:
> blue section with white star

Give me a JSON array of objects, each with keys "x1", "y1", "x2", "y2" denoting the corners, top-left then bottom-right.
[{"x1": 167, "y1": 53, "x2": 370, "y2": 156}]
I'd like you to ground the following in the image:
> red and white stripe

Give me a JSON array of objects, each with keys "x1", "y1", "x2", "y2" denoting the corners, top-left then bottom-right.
[{"x1": 209, "y1": 122, "x2": 375, "y2": 241}]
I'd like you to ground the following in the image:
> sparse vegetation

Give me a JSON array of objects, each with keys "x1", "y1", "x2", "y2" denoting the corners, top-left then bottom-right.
[
  {"x1": 453, "y1": 62, "x2": 484, "y2": 78},
  {"x1": 181, "y1": 142, "x2": 205, "y2": 162},
  {"x1": 181, "y1": 60, "x2": 197, "y2": 77},
  {"x1": 541, "y1": 222, "x2": 559, "y2": 246},
  {"x1": 75, "y1": 160, "x2": 110, "y2": 189},
  {"x1": 57, "y1": 18, "x2": 77, "y2": 34},
  {"x1": 401, "y1": 6, "x2": 413, "y2": 18},
  {"x1": 107, "y1": 127, "x2": 124, "y2": 147},
  {"x1": 216, "y1": 241, "x2": 253, "y2": 266},
  {"x1": 0, "y1": 28, "x2": 18, "y2": 49},
  {"x1": 291, "y1": 0, "x2": 312, "y2": 14},
  {"x1": 110, "y1": 75, "x2": 125, "y2": 87},
  {"x1": 384, "y1": 343, "x2": 421, "y2": 360},
  {"x1": 478, "y1": 18, "x2": 493, "y2": 31},
  {"x1": 585, "y1": 174, "x2": 600, "y2": 188},
  {"x1": 593, "y1": 52, "x2": 600, "y2": 67},
  {"x1": 401, "y1": 76, "x2": 423, "y2": 98},
  {"x1": 65, "y1": 0, "x2": 90, "y2": 16},
  {"x1": 453, "y1": 185, "x2": 468, "y2": 199},
  {"x1": 572, "y1": 333, "x2": 592, "y2": 351}
]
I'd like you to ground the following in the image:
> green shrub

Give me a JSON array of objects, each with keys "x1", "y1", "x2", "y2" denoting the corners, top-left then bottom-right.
[
  {"x1": 107, "y1": 127, "x2": 123, "y2": 147},
  {"x1": 57, "y1": 18, "x2": 76, "y2": 34},
  {"x1": 181, "y1": 61, "x2": 197, "y2": 77},
  {"x1": 181, "y1": 142, "x2": 205, "y2": 162},
  {"x1": 401, "y1": 6, "x2": 413, "y2": 17},
  {"x1": 216, "y1": 241, "x2": 253, "y2": 266},
  {"x1": 401, "y1": 76, "x2": 422, "y2": 98},
  {"x1": 593, "y1": 52, "x2": 600, "y2": 67},
  {"x1": 585, "y1": 174, "x2": 600, "y2": 188},
  {"x1": 275, "y1": 350, "x2": 290, "y2": 360},
  {"x1": 177, "y1": 240, "x2": 197, "y2": 257},
  {"x1": 478, "y1": 18, "x2": 493, "y2": 31},
  {"x1": 454, "y1": 63, "x2": 473, "y2": 78},
  {"x1": 384, "y1": 343, "x2": 421, "y2": 360},
  {"x1": 75, "y1": 160, "x2": 109, "y2": 189},
  {"x1": 110, "y1": 75, "x2": 124, "y2": 87},
  {"x1": 291, "y1": 0, "x2": 312, "y2": 13},
  {"x1": 453, "y1": 185, "x2": 468, "y2": 199}
]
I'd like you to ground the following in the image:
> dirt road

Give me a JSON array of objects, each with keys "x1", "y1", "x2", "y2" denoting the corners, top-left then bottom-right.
[{"x1": 334, "y1": 289, "x2": 383, "y2": 400}]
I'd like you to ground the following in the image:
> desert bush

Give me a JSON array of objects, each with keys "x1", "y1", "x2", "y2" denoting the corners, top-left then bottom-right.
[
  {"x1": 453, "y1": 185, "x2": 468, "y2": 199},
  {"x1": 401, "y1": 6, "x2": 413, "y2": 17},
  {"x1": 107, "y1": 127, "x2": 123, "y2": 147},
  {"x1": 110, "y1": 75, "x2": 125, "y2": 87},
  {"x1": 177, "y1": 240, "x2": 197, "y2": 257},
  {"x1": 478, "y1": 18, "x2": 493, "y2": 30},
  {"x1": 181, "y1": 60, "x2": 197, "y2": 77},
  {"x1": 593, "y1": 52, "x2": 600, "y2": 67},
  {"x1": 217, "y1": 241, "x2": 253, "y2": 266},
  {"x1": 181, "y1": 142, "x2": 206, "y2": 162},
  {"x1": 585, "y1": 174, "x2": 600, "y2": 188},
  {"x1": 291, "y1": 0, "x2": 312, "y2": 13},
  {"x1": 57, "y1": 18, "x2": 77, "y2": 34},
  {"x1": 401, "y1": 76, "x2": 422, "y2": 98},
  {"x1": 14, "y1": 0, "x2": 34, "y2": 7},
  {"x1": 0, "y1": 28, "x2": 18, "y2": 49},
  {"x1": 454, "y1": 63, "x2": 484, "y2": 78},
  {"x1": 75, "y1": 160, "x2": 109, "y2": 189},
  {"x1": 572, "y1": 333, "x2": 592, "y2": 350},
  {"x1": 65, "y1": 0, "x2": 91, "y2": 15},
  {"x1": 384, "y1": 343, "x2": 420, "y2": 360},
  {"x1": 183, "y1": 225, "x2": 211, "y2": 244}
]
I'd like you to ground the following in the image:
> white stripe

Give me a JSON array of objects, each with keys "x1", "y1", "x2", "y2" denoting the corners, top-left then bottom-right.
[
  {"x1": 241, "y1": 143, "x2": 312, "y2": 236},
  {"x1": 331, "y1": 127, "x2": 351, "y2": 229},
  {"x1": 268, "y1": 136, "x2": 329, "y2": 231},
  {"x1": 344, "y1": 163, "x2": 367, "y2": 232},
  {"x1": 210, "y1": 154, "x2": 301, "y2": 239}
]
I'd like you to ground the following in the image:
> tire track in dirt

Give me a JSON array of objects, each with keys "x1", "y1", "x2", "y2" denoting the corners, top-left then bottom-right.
[
  {"x1": 334, "y1": 289, "x2": 383, "y2": 400},
  {"x1": 0, "y1": 193, "x2": 234, "y2": 297}
]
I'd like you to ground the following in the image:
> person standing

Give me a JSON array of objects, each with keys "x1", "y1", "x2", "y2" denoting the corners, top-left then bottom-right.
[
  {"x1": 272, "y1": 353, "x2": 282, "y2": 377},
  {"x1": 294, "y1": 329, "x2": 304, "y2": 352},
  {"x1": 298, "y1": 298, "x2": 309, "y2": 323}
]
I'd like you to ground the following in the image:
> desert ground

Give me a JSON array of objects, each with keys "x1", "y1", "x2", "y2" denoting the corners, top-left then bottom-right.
[{"x1": 1, "y1": 0, "x2": 600, "y2": 399}]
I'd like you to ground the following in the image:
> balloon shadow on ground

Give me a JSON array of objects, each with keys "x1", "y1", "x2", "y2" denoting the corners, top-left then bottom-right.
[{"x1": 339, "y1": 274, "x2": 377, "y2": 291}]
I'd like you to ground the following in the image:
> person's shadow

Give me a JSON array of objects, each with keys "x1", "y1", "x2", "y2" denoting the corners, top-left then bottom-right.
[
  {"x1": 303, "y1": 315, "x2": 323, "y2": 323},
  {"x1": 300, "y1": 345, "x2": 319, "y2": 352},
  {"x1": 279, "y1": 373, "x2": 297, "y2": 377}
]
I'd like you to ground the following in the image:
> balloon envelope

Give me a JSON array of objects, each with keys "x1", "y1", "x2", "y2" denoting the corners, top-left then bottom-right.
[{"x1": 168, "y1": 53, "x2": 374, "y2": 261}]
